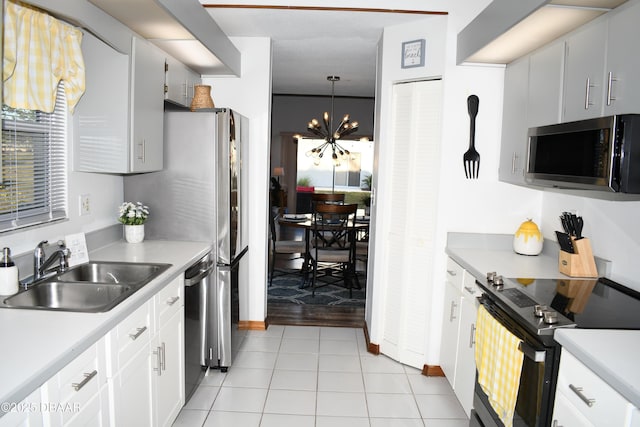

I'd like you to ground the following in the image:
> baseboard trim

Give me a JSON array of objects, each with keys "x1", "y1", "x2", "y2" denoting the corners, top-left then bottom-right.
[
  {"x1": 363, "y1": 321, "x2": 380, "y2": 355},
  {"x1": 238, "y1": 320, "x2": 267, "y2": 330},
  {"x1": 422, "y1": 364, "x2": 445, "y2": 377}
]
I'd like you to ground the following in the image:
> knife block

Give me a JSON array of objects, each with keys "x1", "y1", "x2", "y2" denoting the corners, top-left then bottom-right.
[{"x1": 558, "y1": 237, "x2": 598, "y2": 278}]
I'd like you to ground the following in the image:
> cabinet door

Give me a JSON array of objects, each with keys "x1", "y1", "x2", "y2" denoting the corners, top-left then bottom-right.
[
  {"x1": 440, "y1": 281, "x2": 462, "y2": 386},
  {"x1": 499, "y1": 56, "x2": 529, "y2": 185},
  {"x1": 552, "y1": 392, "x2": 594, "y2": 427},
  {"x1": 165, "y1": 56, "x2": 189, "y2": 107},
  {"x1": 603, "y1": 0, "x2": 640, "y2": 115},
  {"x1": 563, "y1": 19, "x2": 607, "y2": 121},
  {"x1": 528, "y1": 40, "x2": 564, "y2": 128},
  {"x1": 453, "y1": 295, "x2": 478, "y2": 418},
  {"x1": 155, "y1": 308, "x2": 185, "y2": 427},
  {"x1": 0, "y1": 388, "x2": 43, "y2": 427},
  {"x1": 130, "y1": 37, "x2": 165, "y2": 172},
  {"x1": 110, "y1": 344, "x2": 155, "y2": 427}
]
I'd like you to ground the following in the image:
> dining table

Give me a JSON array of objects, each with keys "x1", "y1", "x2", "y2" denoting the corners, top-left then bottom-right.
[{"x1": 277, "y1": 213, "x2": 370, "y2": 286}]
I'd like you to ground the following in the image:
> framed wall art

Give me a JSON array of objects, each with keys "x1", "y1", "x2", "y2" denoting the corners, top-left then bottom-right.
[{"x1": 401, "y1": 39, "x2": 425, "y2": 69}]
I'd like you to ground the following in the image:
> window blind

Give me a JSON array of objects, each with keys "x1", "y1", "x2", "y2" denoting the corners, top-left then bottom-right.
[{"x1": 0, "y1": 82, "x2": 68, "y2": 232}]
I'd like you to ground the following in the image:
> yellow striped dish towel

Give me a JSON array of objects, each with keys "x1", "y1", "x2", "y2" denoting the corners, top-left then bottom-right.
[{"x1": 475, "y1": 305, "x2": 524, "y2": 427}]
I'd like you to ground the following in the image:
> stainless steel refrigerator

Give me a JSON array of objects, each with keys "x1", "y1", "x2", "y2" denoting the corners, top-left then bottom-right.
[{"x1": 124, "y1": 108, "x2": 248, "y2": 380}]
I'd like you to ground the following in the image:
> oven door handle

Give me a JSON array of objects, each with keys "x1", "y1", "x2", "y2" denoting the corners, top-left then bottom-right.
[{"x1": 518, "y1": 341, "x2": 546, "y2": 362}]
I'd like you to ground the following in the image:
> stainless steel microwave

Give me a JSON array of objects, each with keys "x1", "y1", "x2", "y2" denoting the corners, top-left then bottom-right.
[{"x1": 526, "y1": 114, "x2": 640, "y2": 193}]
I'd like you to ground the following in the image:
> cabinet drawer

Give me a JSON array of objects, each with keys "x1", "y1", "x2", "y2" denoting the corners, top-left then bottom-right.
[
  {"x1": 557, "y1": 349, "x2": 633, "y2": 426},
  {"x1": 43, "y1": 340, "x2": 107, "y2": 426},
  {"x1": 156, "y1": 276, "x2": 184, "y2": 326},
  {"x1": 552, "y1": 391, "x2": 594, "y2": 427},
  {"x1": 446, "y1": 258, "x2": 476, "y2": 293},
  {"x1": 108, "y1": 301, "x2": 153, "y2": 375}
]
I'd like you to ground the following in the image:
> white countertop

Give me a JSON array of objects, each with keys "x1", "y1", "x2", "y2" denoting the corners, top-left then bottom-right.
[
  {"x1": 554, "y1": 329, "x2": 640, "y2": 408},
  {"x1": 0, "y1": 240, "x2": 210, "y2": 408}
]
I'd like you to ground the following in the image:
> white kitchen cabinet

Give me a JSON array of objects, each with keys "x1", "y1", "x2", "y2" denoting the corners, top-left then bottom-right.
[
  {"x1": 42, "y1": 338, "x2": 109, "y2": 427},
  {"x1": 153, "y1": 277, "x2": 185, "y2": 427},
  {"x1": 562, "y1": 19, "x2": 607, "y2": 122},
  {"x1": 602, "y1": 0, "x2": 640, "y2": 116},
  {"x1": 439, "y1": 257, "x2": 479, "y2": 417},
  {"x1": 553, "y1": 348, "x2": 635, "y2": 427},
  {"x1": 107, "y1": 276, "x2": 184, "y2": 427},
  {"x1": 454, "y1": 289, "x2": 479, "y2": 417},
  {"x1": 527, "y1": 40, "x2": 564, "y2": 128},
  {"x1": 165, "y1": 56, "x2": 201, "y2": 108},
  {"x1": 499, "y1": 56, "x2": 529, "y2": 185},
  {"x1": 75, "y1": 33, "x2": 164, "y2": 173},
  {"x1": 440, "y1": 279, "x2": 461, "y2": 384}
]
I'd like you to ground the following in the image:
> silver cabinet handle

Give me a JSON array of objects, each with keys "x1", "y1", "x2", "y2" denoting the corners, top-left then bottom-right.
[
  {"x1": 606, "y1": 71, "x2": 617, "y2": 106},
  {"x1": 584, "y1": 77, "x2": 594, "y2": 110},
  {"x1": 160, "y1": 342, "x2": 166, "y2": 371},
  {"x1": 72, "y1": 370, "x2": 97, "y2": 391},
  {"x1": 129, "y1": 326, "x2": 147, "y2": 341},
  {"x1": 463, "y1": 286, "x2": 476, "y2": 295},
  {"x1": 153, "y1": 346, "x2": 162, "y2": 376},
  {"x1": 569, "y1": 384, "x2": 596, "y2": 407},
  {"x1": 166, "y1": 296, "x2": 180, "y2": 306},
  {"x1": 469, "y1": 324, "x2": 476, "y2": 348},
  {"x1": 511, "y1": 152, "x2": 518, "y2": 174},
  {"x1": 449, "y1": 301, "x2": 457, "y2": 321},
  {"x1": 446, "y1": 269, "x2": 456, "y2": 276}
]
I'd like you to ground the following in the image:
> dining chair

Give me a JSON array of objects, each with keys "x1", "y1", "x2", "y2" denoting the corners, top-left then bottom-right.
[
  {"x1": 309, "y1": 203, "x2": 360, "y2": 297},
  {"x1": 311, "y1": 192, "x2": 345, "y2": 206},
  {"x1": 268, "y1": 214, "x2": 306, "y2": 286}
]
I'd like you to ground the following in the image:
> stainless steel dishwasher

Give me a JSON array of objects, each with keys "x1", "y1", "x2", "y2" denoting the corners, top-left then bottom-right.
[{"x1": 183, "y1": 253, "x2": 214, "y2": 402}]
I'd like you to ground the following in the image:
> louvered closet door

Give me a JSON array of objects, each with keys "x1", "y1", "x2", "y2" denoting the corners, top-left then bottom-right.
[{"x1": 380, "y1": 79, "x2": 443, "y2": 368}]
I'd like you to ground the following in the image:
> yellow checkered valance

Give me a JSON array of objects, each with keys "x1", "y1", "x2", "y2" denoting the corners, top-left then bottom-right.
[{"x1": 3, "y1": 1, "x2": 85, "y2": 113}]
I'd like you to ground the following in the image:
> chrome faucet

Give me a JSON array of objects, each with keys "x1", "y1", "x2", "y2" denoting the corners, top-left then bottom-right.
[{"x1": 33, "y1": 240, "x2": 70, "y2": 281}]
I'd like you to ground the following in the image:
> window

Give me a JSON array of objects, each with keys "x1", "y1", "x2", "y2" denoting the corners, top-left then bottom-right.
[{"x1": 0, "y1": 82, "x2": 68, "y2": 232}]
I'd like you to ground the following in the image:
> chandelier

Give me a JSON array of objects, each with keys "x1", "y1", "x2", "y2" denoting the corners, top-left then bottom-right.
[{"x1": 303, "y1": 76, "x2": 359, "y2": 167}]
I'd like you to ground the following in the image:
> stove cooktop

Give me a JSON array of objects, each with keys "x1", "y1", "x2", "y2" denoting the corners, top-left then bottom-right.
[{"x1": 477, "y1": 276, "x2": 640, "y2": 336}]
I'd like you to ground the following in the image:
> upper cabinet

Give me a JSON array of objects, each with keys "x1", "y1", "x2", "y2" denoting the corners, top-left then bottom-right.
[
  {"x1": 75, "y1": 34, "x2": 165, "y2": 174},
  {"x1": 603, "y1": 0, "x2": 640, "y2": 116},
  {"x1": 165, "y1": 56, "x2": 201, "y2": 108},
  {"x1": 527, "y1": 40, "x2": 564, "y2": 128},
  {"x1": 563, "y1": 19, "x2": 607, "y2": 122}
]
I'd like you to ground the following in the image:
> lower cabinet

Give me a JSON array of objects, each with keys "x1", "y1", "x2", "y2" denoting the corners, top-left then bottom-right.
[
  {"x1": 0, "y1": 276, "x2": 185, "y2": 427},
  {"x1": 440, "y1": 257, "x2": 480, "y2": 417},
  {"x1": 553, "y1": 348, "x2": 636, "y2": 427}
]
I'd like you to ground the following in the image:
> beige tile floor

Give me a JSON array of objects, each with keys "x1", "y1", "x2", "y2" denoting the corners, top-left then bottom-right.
[{"x1": 173, "y1": 325, "x2": 469, "y2": 427}]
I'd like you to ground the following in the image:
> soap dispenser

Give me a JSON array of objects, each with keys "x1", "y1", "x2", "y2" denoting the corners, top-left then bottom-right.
[{"x1": 0, "y1": 247, "x2": 19, "y2": 295}]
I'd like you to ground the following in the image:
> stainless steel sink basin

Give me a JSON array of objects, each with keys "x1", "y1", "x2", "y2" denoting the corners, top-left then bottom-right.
[
  {"x1": 56, "y1": 261, "x2": 171, "y2": 285},
  {"x1": 1, "y1": 261, "x2": 172, "y2": 312},
  {"x1": 2, "y1": 281, "x2": 133, "y2": 312}
]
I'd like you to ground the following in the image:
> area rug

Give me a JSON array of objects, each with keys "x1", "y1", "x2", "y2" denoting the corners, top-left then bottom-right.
[{"x1": 268, "y1": 272, "x2": 365, "y2": 307}]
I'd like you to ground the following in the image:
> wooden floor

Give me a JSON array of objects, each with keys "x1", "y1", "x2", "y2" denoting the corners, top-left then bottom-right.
[
  {"x1": 267, "y1": 303, "x2": 365, "y2": 328},
  {"x1": 268, "y1": 219, "x2": 366, "y2": 328}
]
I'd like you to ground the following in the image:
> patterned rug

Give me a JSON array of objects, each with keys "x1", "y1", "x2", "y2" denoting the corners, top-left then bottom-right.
[{"x1": 267, "y1": 271, "x2": 366, "y2": 306}]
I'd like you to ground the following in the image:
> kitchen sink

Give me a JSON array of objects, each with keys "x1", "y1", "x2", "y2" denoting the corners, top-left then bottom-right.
[
  {"x1": 1, "y1": 261, "x2": 172, "y2": 312},
  {"x1": 55, "y1": 261, "x2": 171, "y2": 285},
  {"x1": 2, "y1": 281, "x2": 133, "y2": 312}
]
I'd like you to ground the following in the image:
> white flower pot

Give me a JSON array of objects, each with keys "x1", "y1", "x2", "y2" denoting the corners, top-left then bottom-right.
[{"x1": 124, "y1": 224, "x2": 145, "y2": 243}]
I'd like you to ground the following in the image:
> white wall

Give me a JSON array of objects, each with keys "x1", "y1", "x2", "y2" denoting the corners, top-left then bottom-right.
[{"x1": 202, "y1": 36, "x2": 272, "y2": 322}]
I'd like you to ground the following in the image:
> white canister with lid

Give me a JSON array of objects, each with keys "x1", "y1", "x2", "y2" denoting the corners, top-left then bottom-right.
[{"x1": 0, "y1": 247, "x2": 19, "y2": 295}]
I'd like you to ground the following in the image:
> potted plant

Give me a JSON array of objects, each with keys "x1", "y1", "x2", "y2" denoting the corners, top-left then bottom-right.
[
  {"x1": 118, "y1": 201, "x2": 149, "y2": 243},
  {"x1": 296, "y1": 176, "x2": 314, "y2": 193}
]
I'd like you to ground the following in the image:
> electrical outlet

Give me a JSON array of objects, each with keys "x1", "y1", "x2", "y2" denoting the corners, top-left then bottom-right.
[{"x1": 80, "y1": 194, "x2": 90, "y2": 216}]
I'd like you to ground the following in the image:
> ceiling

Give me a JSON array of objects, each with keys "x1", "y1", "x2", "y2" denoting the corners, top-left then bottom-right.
[
  {"x1": 87, "y1": 0, "x2": 444, "y2": 98},
  {"x1": 203, "y1": 6, "x2": 442, "y2": 97}
]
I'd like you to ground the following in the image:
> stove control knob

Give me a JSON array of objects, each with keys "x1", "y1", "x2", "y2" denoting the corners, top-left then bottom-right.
[
  {"x1": 534, "y1": 305, "x2": 548, "y2": 317},
  {"x1": 543, "y1": 311, "x2": 558, "y2": 324},
  {"x1": 493, "y1": 275, "x2": 504, "y2": 286},
  {"x1": 487, "y1": 272, "x2": 497, "y2": 282}
]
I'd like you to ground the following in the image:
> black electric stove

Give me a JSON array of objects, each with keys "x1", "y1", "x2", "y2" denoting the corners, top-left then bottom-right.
[{"x1": 476, "y1": 276, "x2": 640, "y2": 337}]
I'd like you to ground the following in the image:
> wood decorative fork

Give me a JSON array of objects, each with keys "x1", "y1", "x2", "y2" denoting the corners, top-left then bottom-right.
[{"x1": 463, "y1": 95, "x2": 480, "y2": 179}]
